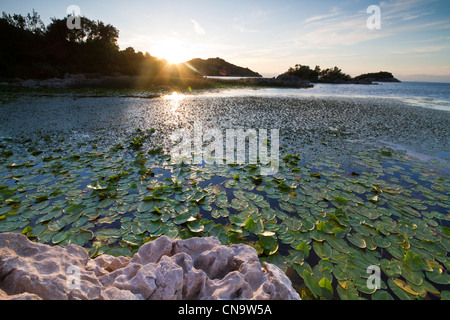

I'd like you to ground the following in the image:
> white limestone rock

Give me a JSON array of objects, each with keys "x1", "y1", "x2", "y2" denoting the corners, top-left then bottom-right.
[{"x1": 0, "y1": 233, "x2": 300, "y2": 300}]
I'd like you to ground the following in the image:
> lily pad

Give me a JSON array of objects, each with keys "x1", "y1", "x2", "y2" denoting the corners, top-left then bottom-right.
[
  {"x1": 380, "y1": 259, "x2": 402, "y2": 278},
  {"x1": 346, "y1": 233, "x2": 366, "y2": 249},
  {"x1": 372, "y1": 235, "x2": 391, "y2": 248},
  {"x1": 258, "y1": 236, "x2": 279, "y2": 255},
  {"x1": 188, "y1": 220, "x2": 204, "y2": 233}
]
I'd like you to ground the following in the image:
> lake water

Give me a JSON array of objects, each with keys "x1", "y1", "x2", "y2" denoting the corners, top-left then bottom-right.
[
  {"x1": 200, "y1": 81, "x2": 450, "y2": 112},
  {"x1": 0, "y1": 82, "x2": 449, "y2": 300}
]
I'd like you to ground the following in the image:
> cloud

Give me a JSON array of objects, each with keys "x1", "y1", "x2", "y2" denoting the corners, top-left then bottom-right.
[
  {"x1": 305, "y1": 7, "x2": 341, "y2": 23},
  {"x1": 234, "y1": 25, "x2": 259, "y2": 33},
  {"x1": 249, "y1": 7, "x2": 269, "y2": 19},
  {"x1": 191, "y1": 19, "x2": 206, "y2": 36},
  {"x1": 296, "y1": 11, "x2": 390, "y2": 47},
  {"x1": 414, "y1": 46, "x2": 447, "y2": 53},
  {"x1": 233, "y1": 16, "x2": 258, "y2": 33}
]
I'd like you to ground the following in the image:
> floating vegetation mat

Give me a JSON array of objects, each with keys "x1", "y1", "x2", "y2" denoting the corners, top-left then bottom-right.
[{"x1": 0, "y1": 131, "x2": 449, "y2": 300}]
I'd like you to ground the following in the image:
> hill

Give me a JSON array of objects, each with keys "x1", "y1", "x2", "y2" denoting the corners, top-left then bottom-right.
[
  {"x1": 354, "y1": 71, "x2": 401, "y2": 82},
  {"x1": 185, "y1": 58, "x2": 262, "y2": 77}
]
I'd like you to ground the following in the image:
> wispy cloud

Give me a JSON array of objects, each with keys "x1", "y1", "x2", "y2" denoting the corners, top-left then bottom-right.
[
  {"x1": 304, "y1": 7, "x2": 340, "y2": 23},
  {"x1": 297, "y1": 11, "x2": 389, "y2": 47},
  {"x1": 414, "y1": 45, "x2": 447, "y2": 53},
  {"x1": 233, "y1": 17, "x2": 258, "y2": 33},
  {"x1": 191, "y1": 19, "x2": 206, "y2": 36}
]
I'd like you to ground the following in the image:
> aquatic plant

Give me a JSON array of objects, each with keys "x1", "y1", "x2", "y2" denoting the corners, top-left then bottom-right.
[{"x1": 0, "y1": 132, "x2": 448, "y2": 300}]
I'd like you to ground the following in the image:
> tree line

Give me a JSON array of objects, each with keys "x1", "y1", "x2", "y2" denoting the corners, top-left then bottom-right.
[{"x1": 0, "y1": 10, "x2": 185, "y2": 79}]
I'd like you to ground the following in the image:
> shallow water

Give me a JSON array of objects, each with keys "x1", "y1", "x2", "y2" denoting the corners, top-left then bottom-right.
[
  {"x1": 0, "y1": 93, "x2": 448, "y2": 165},
  {"x1": 0, "y1": 90, "x2": 449, "y2": 300},
  {"x1": 197, "y1": 82, "x2": 450, "y2": 112}
]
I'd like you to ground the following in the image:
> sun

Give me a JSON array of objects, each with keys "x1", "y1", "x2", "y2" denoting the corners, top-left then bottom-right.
[{"x1": 152, "y1": 38, "x2": 192, "y2": 64}]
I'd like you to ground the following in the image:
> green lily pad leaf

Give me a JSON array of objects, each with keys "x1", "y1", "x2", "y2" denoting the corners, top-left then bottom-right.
[
  {"x1": 333, "y1": 196, "x2": 349, "y2": 206},
  {"x1": 301, "y1": 219, "x2": 314, "y2": 232},
  {"x1": 174, "y1": 213, "x2": 193, "y2": 225},
  {"x1": 261, "y1": 208, "x2": 276, "y2": 220},
  {"x1": 440, "y1": 238, "x2": 450, "y2": 251},
  {"x1": 309, "y1": 172, "x2": 321, "y2": 178},
  {"x1": 32, "y1": 194, "x2": 49, "y2": 203},
  {"x1": 337, "y1": 283, "x2": 360, "y2": 300},
  {"x1": 137, "y1": 200, "x2": 155, "y2": 213},
  {"x1": 96, "y1": 228, "x2": 122, "y2": 240},
  {"x1": 354, "y1": 277, "x2": 378, "y2": 295},
  {"x1": 284, "y1": 217, "x2": 302, "y2": 231},
  {"x1": 28, "y1": 224, "x2": 47, "y2": 238},
  {"x1": 371, "y1": 290, "x2": 394, "y2": 300},
  {"x1": 258, "y1": 236, "x2": 279, "y2": 256},
  {"x1": 52, "y1": 231, "x2": 69, "y2": 244},
  {"x1": 399, "y1": 261, "x2": 424, "y2": 286},
  {"x1": 426, "y1": 268, "x2": 450, "y2": 285},
  {"x1": 259, "y1": 230, "x2": 276, "y2": 237},
  {"x1": 313, "y1": 241, "x2": 332, "y2": 259},
  {"x1": 32, "y1": 200, "x2": 50, "y2": 211},
  {"x1": 132, "y1": 222, "x2": 147, "y2": 235},
  {"x1": 441, "y1": 291, "x2": 450, "y2": 300},
  {"x1": 65, "y1": 204, "x2": 85, "y2": 216},
  {"x1": 37, "y1": 207, "x2": 63, "y2": 224},
  {"x1": 380, "y1": 259, "x2": 402, "y2": 278},
  {"x1": 230, "y1": 216, "x2": 246, "y2": 227},
  {"x1": 346, "y1": 233, "x2": 366, "y2": 249},
  {"x1": 303, "y1": 270, "x2": 321, "y2": 299},
  {"x1": 79, "y1": 229, "x2": 94, "y2": 241},
  {"x1": 48, "y1": 218, "x2": 66, "y2": 232},
  {"x1": 244, "y1": 218, "x2": 263, "y2": 235},
  {"x1": 310, "y1": 230, "x2": 326, "y2": 242},
  {"x1": 104, "y1": 247, "x2": 132, "y2": 257},
  {"x1": 296, "y1": 242, "x2": 310, "y2": 258},
  {"x1": 228, "y1": 224, "x2": 243, "y2": 233},
  {"x1": 121, "y1": 239, "x2": 140, "y2": 249},
  {"x1": 391, "y1": 278, "x2": 419, "y2": 297},
  {"x1": 372, "y1": 235, "x2": 391, "y2": 248},
  {"x1": 160, "y1": 223, "x2": 179, "y2": 238},
  {"x1": 22, "y1": 226, "x2": 33, "y2": 236},
  {"x1": 188, "y1": 220, "x2": 204, "y2": 233},
  {"x1": 316, "y1": 221, "x2": 330, "y2": 234},
  {"x1": 318, "y1": 277, "x2": 334, "y2": 300},
  {"x1": 325, "y1": 234, "x2": 349, "y2": 254},
  {"x1": 146, "y1": 221, "x2": 161, "y2": 234},
  {"x1": 404, "y1": 251, "x2": 424, "y2": 272},
  {"x1": 388, "y1": 278, "x2": 416, "y2": 300}
]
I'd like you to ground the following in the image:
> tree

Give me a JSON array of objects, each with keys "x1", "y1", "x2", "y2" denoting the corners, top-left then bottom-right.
[
  {"x1": 319, "y1": 67, "x2": 351, "y2": 83},
  {"x1": 1, "y1": 9, "x2": 45, "y2": 35},
  {"x1": 285, "y1": 64, "x2": 320, "y2": 82},
  {"x1": 0, "y1": 10, "x2": 189, "y2": 79}
]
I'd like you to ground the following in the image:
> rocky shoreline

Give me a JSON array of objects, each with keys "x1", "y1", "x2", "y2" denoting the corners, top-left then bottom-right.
[
  {"x1": 0, "y1": 233, "x2": 300, "y2": 300},
  {"x1": 3, "y1": 73, "x2": 315, "y2": 90}
]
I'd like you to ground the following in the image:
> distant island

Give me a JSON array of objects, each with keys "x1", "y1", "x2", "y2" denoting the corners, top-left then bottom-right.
[
  {"x1": 185, "y1": 58, "x2": 262, "y2": 78},
  {"x1": 283, "y1": 64, "x2": 401, "y2": 84},
  {"x1": 354, "y1": 71, "x2": 401, "y2": 83}
]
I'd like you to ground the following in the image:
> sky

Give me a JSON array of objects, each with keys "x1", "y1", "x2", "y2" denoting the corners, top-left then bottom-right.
[{"x1": 2, "y1": 0, "x2": 450, "y2": 81}]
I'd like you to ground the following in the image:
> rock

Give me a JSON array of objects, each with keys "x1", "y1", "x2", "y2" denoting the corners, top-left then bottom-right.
[
  {"x1": 242, "y1": 75, "x2": 313, "y2": 88},
  {"x1": 20, "y1": 79, "x2": 38, "y2": 88},
  {"x1": 0, "y1": 233, "x2": 300, "y2": 300},
  {"x1": 64, "y1": 73, "x2": 86, "y2": 80},
  {"x1": 275, "y1": 74, "x2": 313, "y2": 88}
]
